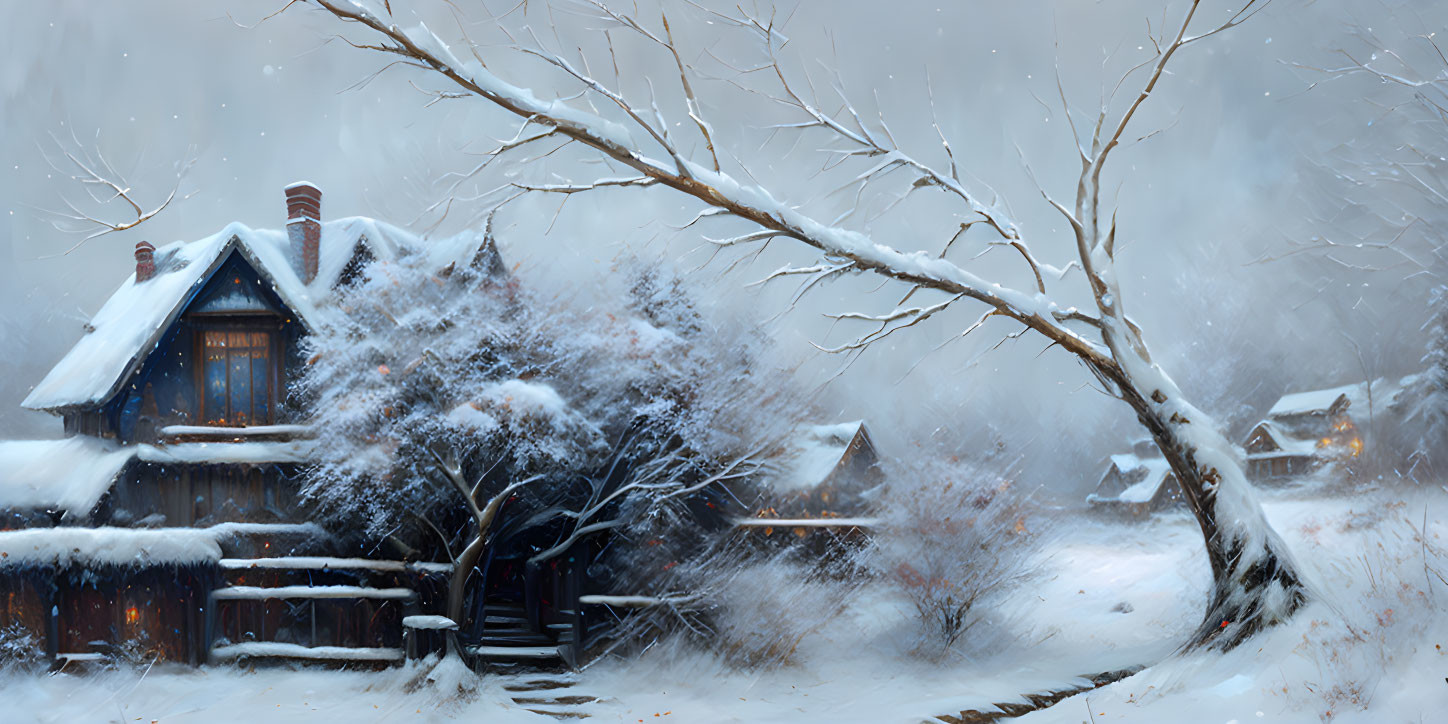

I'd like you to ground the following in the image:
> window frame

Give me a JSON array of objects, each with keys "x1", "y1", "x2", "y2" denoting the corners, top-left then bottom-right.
[{"x1": 191, "y1": 316, "x2": 282, "y2": 427}]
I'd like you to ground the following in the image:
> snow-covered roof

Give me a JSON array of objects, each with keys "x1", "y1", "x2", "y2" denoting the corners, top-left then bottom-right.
[
  {"x1": 1108, "y1": 453, "x2": 1143, "y2": 473},
  {"x1": 23, "y1": 217, "x2": 493, "y2": 412},
  {"x1": 1268, "y1": 384, "x2": 1354, "y2": 417},
  {"x1": 0, "y1": 437, "x2": 135, "y2": 514},
  {"x1": 769, "y1": 420, "x2": 874, "y2": 493},
  {"x1": 1089, "y1": 456, "x2": 1174, "y2": 505},
  {"x1": 1267, "y1": 375, "x2": 1417, "y2": 418},
  {"x1": 1245, "y1": 421, "x2": 1320, "y2": 457},
  {"x1": 1117, "y1": 459, "x2": 1173, "y2": 503}
]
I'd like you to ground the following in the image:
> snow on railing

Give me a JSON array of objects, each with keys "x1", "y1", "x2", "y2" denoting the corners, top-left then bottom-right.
[
  {"x1": 137, "y1": 440, "x2": 315, "y2": 465},
  {"x1": 402, "y1": 615, "x2": 458, "y2": 630},
  {"x1": 220, "y1": 556, "x2": 453, "y2": 574},
  {"x1": 210, "y1": 642, "x2": 404, "y2": 662},
  {"x1": 732, "y1": 517, "x2": 879, "y2": 528},
  {"x1": 577, "y1": 594, "x2": 662, "y2": 608},
  {"x1": 211, "y1": 585, "x2": 415, "y2": 600},
  {"x1": 160, "y1": 424, "x2": 315, "y2": 438}
]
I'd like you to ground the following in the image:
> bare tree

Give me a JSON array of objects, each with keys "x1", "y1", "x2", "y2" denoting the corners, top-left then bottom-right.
[
  {"x1": 293, "y1": 0, "x2": 1305, "y2": 650},
  {"x1": 37, "y1": 128, "x2": 195, "y2": 255}
]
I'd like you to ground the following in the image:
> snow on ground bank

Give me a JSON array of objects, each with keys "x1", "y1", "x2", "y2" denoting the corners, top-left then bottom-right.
[
  {"x1": 0, "y1": 663, "x2": 545, "y2": 724},
  {"x1": 1016, "y1": 491, "x2": 1448, "y2": 724},
  {"x1": 1, "y1": 488, "x2": 1439, "y2": 723}
]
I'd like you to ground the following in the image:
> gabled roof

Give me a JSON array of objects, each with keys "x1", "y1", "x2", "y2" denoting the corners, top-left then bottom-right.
[
  {"x1": 1089, "y1": 454, "x2": 1174, "y2": 505},
  {"x1": 1267, "y1": 375, "x2": 1417, "y2": 419},
  {"x1": 1268, "y1": 384, "x2": 1354, "y2": 417},
  {"x1": 23, "y1": 218, "x2": 492, "y2": 412},
  {"x1": 1244, "y1": 420, "x2": 1320, "y2": 457},
  {"x1": 767, "y1": 420, "x2": 876, "y2": 494}
]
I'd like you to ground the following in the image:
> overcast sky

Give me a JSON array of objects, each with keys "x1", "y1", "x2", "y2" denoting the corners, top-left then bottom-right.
[{"x1": 2, "y1": 0, "x2": 1441, "y2": 497}]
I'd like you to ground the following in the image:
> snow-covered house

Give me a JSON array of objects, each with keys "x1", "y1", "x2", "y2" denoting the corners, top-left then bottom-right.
[
  {"x1": 735, "y1": 420, "x2": 883, "y2": 539},
  {"x1": 1085, "y1": 449, "x2": 1184, "y2": 517},
  {"x1": 0, "y1": 184, "x2": 497, "y2": 667},
  {"x1": 1242, "y1": 377, "x2": 1415, "y2": 481}
]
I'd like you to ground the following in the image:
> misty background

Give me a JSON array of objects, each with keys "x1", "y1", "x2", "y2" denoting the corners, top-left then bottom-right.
[{"x1": 1, "y1": 0, "x2": 1439, "y2": 502}]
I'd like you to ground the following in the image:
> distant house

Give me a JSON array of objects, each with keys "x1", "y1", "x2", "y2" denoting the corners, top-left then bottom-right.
[
  {"x1": 735, "y1": 420, "x2": 883, "y2": 539},
  {"x1": 1085, "y1": 451, "x2": 1183, "y2": 517},
  {"x1": 0, "y1": 183, "x2": 510, "y2": 668},
  {"x1": 1243, "y1": 377, "x2": 1416, "y2": 482}
]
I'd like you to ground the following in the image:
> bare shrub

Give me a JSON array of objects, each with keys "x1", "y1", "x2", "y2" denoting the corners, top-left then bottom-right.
[
  {"x1": 1290, "y1": 503, "x2": 1448, "y2": 721},
  {"x1": 711, "y1": 555, "x2": 859, "y2": 668},
  {"x1": 870, "y1": 460, "x2": 1040, "y2": 659}
]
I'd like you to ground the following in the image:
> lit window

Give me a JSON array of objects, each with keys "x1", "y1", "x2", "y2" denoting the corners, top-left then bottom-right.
[{"x1": 203, "y1": 330, "x2": 274, "y2": 425}]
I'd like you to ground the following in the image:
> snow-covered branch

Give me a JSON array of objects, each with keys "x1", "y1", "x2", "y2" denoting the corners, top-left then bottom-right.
[{"x1": 38, "y1": 129, "x2": 196, "y2": 254}]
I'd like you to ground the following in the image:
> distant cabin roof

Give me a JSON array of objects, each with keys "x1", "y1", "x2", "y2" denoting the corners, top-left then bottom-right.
[
  {"x1": 0, "y1": 437, "x2": 134, "y2": 515},
  {"x1": 1090, "y1": 454, "x2": 1174, "y2": 505},
  {"x1": 23, "y1": 218, "x2": 496, "y2": 411},
  {"x1": 1267, "y1": 375, "x2": 1417, "y2": 418},
  {"x1": 1246, "y1": 420, "x2": 1320, "y2": 456},
  {"x1": 768, "y1": 420, "x2": 875, "y2": 494}
]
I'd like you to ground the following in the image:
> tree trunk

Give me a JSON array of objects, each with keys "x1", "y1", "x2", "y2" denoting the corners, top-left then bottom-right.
[
  {"x1": 1106, "y1": 364, "x2": 1308, "y2": 650},
  {"x1": 444, "y1": 533, "x2": 487, "y2": 659}
]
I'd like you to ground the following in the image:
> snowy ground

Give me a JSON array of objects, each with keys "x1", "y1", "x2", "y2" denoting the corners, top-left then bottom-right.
[{"x1": 3, "y1": 483, "x2": 1443, "y2": 723}]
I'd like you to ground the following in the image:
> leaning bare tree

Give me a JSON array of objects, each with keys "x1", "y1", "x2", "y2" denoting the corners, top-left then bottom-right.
[{"x1": 295, "y1": 0, "x2": 1305, "y2": 649}]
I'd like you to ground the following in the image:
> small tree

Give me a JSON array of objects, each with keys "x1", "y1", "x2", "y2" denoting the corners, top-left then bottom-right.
[
  {"x1": 1418, "y1": 285, "x2": 1448, "y2": 473},
  {"x1": 873, "y1": 460, "x2": 1038, "y2": 658},
  {"x1": 296, "y1": 248, "x2": 784, "y2": 660}
]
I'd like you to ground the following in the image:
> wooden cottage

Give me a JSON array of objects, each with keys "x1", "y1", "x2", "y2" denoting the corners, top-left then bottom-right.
[
  {"x1": 1085, "y1": 452, "x2": 1184, "y2": 517},
  {"x1": 0, "y1": 183, "x2": 508, "y2": 668},
  {"x1": 735, "y1": 421, "x2": 883, "y2": 544},
  {"x1": 1240, "y1": 378, "x2": 1418, "y2": 483}
]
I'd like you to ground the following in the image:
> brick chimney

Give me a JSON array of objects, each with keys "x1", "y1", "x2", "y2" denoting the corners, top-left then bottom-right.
[
  {"x1": 284, "y1": 181, "x2": 322, "y2": 284},
  {"x1": 134, "y1": 240, "x2": 156, "y2": 282}
]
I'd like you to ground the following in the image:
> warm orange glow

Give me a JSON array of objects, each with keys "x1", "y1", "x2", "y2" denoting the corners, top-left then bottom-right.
[
  {"x1": 124, "y1": 607, "x2": 139, "y2": 625},
  {"x1": 1349, "y1": 438, "x2": 1363, "y2": 457},
  {"x1": 1319, "y1": 437, "x2": 1333, "y2": 448}
]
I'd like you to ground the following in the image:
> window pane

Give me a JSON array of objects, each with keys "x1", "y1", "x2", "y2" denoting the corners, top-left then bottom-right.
[
  {"x1": 204, "y1": 353, "x2": 228, "y2": 425},
  {"x1": 251, "y1": 344, "x2": 270, "y2": 424},
  {"x1": 229, "y1": 350, "x2": 251, "y2": 425}
]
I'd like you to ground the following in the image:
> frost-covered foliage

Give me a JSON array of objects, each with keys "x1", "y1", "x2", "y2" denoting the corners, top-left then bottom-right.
[
  {"x1": 869, "y1": 459, "x2": 1040, "y2": 659},
  {"x1": 296, "y1": 251, "x2": 782, "y2": 538},
  {"x1": 0, "y1": 622, "x2": 43, "y2": 673},
  {"x1": 1417, "y1": 284, "x2": 1448, "y2": 471}
]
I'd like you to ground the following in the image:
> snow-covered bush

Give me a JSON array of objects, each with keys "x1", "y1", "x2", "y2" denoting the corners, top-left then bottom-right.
[
  {"x1": 869, "y1": 460, "x2": 1040, "y2": 659},
  {"x1": 298, "y1": 251, "x2": 783, "y2": 532},
  {"x1": 1414, "y1": 284, "x2": 1448, "y2": 477},
  {"x1": 0, "y1": 622, "x2": 43, "y2": 673},
  {"x1": 296, "y1": 250, "x2": 804, "y2": 655}
]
